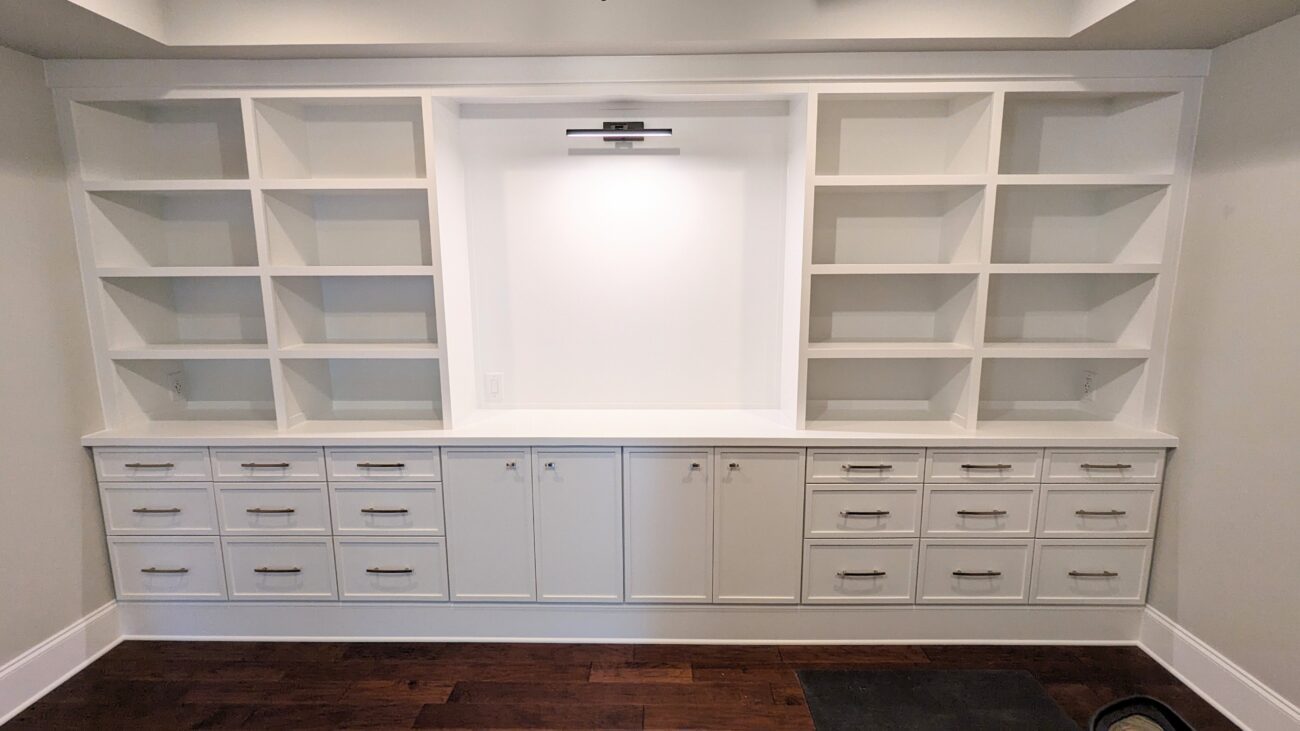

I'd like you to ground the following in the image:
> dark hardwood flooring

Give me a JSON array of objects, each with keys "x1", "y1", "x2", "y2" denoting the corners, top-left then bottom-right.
[{"x1": 6, "y1": 642, "x2": 1238, "y2": 730}]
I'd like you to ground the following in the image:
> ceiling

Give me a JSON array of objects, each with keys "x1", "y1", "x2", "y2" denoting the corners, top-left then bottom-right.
[{"x1": 0, "y1": 0, "x2": 1297, "y2": 60}]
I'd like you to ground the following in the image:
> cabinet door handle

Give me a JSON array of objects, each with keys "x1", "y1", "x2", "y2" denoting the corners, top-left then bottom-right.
[
  {"x1": 141, "y1": 567, "x2": 188, "y2": 574},
  {"x1": 961, "y1": 463, "x2": 1012, "y2": 470},
  {"x1": 125, "y1": 462, "x2": 174, "y2": 469},
  {"x1": 957, "y1": 509, "x2": 1008, "y2": 516},
  {"x1": 953, "y1": 570, "x2": 1002, "y2": 577},
  {"x1": 254, "y1": 567, "x2": 301, "y2": 574},
  {"x1": 361, "y1": 507, "x2": 409, "y2": 514},
  {"x1": 842, "y1": 463, "x2": 892, "y2": 471},
  {"x1": 241, "y1": 462, "x2": 291, "y2": 469},
  {"x1": 728, "y1": 462, "x2": 740, "y2": 470},
  {"x1": 841, "y1": 510, "x2": 890, "y2": 517},
  {"x1": 246, "y1": 507, "x2": 296, "y2": 514},
  {"x1": 1080, "y1": 463, "x2": 1132, "y2": 470},
  {"x1": 838, "y1": 570, "x2": 886, "y2": 578},
  {"x1": 690, "y1": 462, "x2": 701, "y2": 469},
  {"x1": 1075, "y1": 509, "x2": 1127, "y2": 517},
  {"x1": 1069, "y1": 570, "x2": 1118, "y2": 578},
  {"x1": 132, "y1": 507, "x2": 182, "y2": 514},
  {"x1": 505, "y1": 461, "x2": 517, "y2": 469},
  {"x1": 366, "y1": 567, "x2": 414, "y2": 575},
  {"x1": 357, "y1": 462, "x2": 405, "y2": 469}
]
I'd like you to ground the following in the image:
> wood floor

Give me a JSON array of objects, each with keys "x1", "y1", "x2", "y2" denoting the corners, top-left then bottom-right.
[{"x1": 7, "y1": 642, "x2": 1237, "y2": 730}]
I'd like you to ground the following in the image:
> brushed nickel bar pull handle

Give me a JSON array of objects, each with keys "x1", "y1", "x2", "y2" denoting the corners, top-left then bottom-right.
[
  {"x1": 838, "y1": 570, "x2": 886, "y2": 578},
  {"x1": 841, "y1": 510, "x2": 890, "y2": 517},
  {"x1": 957, "y1": 509, "x2": 1008, "y2": 516},
  {"x1": 132, "y1": 507, "x2": 182, "y2": 514},
  {"x1": 1081, "y1": 463, "x2": 1132, "y2": 470},
  {"x1": 961, "y1": 463, "x2": 1012, "y2": 470},
  {"x1": 241, "y1": 462, "x2": 291, "y2": 468},
  {"x1": 254, "y1": 567, "x2": 301, "y2": 574},
  {"x1": 357, "y1": 462, "x2": 406, "y2": 468},
  {"x1": 842, "y1": 464, "x2": 893, "y2": 470},
  {"x1": 246, "y1": 507, "x2": 295, "y2": 514},
  {"x1": 361, "y1": 507, "x2": 409, "y2": 514},
  {"x1": 141, "y1": 567, "x2": 188, "y2": 574},
  {"x1": 953, "y1": 570, "x2": 1002, "y2": 577},
  {"x1": 125, "y1": 462, "x2": 174, "y2": 468},
  {"x1": 366, "y1": 567, "x2": 414, "y2": 575},
  {"x1": 1076, "y1": 509, "x2": 1128, "y2": 517},
  {"x1": 1069, "y1": 570, "x2": 1119, "y2": 578}
]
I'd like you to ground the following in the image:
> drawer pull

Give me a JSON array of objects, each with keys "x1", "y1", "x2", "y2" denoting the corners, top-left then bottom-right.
[
  {"x1": 957, "y1": 509, "x2": 1008, "y2": 517},
  {"x1": 140, "y1": 567, "x2": 188, "y2": 574},
  {"x1": 841, "y1": 510, "x2": 890, "y2": 517},
  {"x1": 690, "y1": 462, "x2": 701, "y2": 469},
  {"x1": 1075, "y1": 509, "x2": 1127, "y2": 517},
  {"x1": 241, "y1": 462, "x2": 291, "y2": 469},
  {"x1": 842, "y1": 463, "x2": 893, "y2": 471},
  {"x1": 1069, "y1": 570, "x2": 1119, "y2": 578},
  {"x1": 366, "y1": 567, "x2": 414, "y2": 575},
  {"x1": 961, "y1": 463, "x2": 1012, "y2": 470},
  {"x1": 125, "y1": 462, "x2": 174, "y2": 469},
  {"x1": 505, "y1": 461, "x2": 518, "y2": 469},
  {"x1": 953, "y1": 570, "x2": 1002, "y2": 578},
  {"x1": 254, "y1": 566, "x2": 301, "y2": 574},
  {"x1": 544, "y1": 462, "x2": 556, "y2": 469},
  {"x1": 1080, "y1": 463, "x2": 1132, "y2": 470},
  {"x1": 728, "y1": 462, "x2": 740, "y2": 470},
  {"x1": 246, "y1": 507, "x2": 296, "y2": 514},
  {"x1": 838, "y1": 570, "x2": 886, "y2": 578},
  {"x1": 132, "y1": 507, "x2": 182, "y2": 514},
  {"x1": 357, "y1": 462, "x2": 406, "y2": 468},
  {"x1": 361, "y1": 507, "x2": 409, "y2": 514}
]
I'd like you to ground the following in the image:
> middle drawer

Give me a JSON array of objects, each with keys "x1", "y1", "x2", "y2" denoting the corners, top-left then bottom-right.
[
  {"x1": 330, "y1": 483, "x2": 445, "y2": 536},
  {"x1": 805, "y1": 485, "x2": 921, "y2": 538},
  {"x1": 216, "y1": 483, "x2": 331, "y2": 535},
  {"x1": 922, "y1": 485, "x2": 1038, "y2": 538}
]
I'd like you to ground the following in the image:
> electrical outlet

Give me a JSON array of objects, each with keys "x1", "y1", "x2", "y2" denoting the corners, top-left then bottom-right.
[
  {"x1": 1081, "y1": 370, "x2": 1097, "y2": 402},
  {"x1": 485, "y1": 372, "x2": 504, "y2": 403},
  {"x1": 166, "y1": 370, "x2": 185, "y2": 402}
]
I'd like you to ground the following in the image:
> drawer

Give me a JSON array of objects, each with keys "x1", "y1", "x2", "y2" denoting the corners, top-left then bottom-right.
[
  {"x1": 917, "y1": 540, "x2": 1033, "y2": 604},
  {"x1": 108, "y1": 536, "x2": 226, "y2": 601},
  {"x1": 211, "y1": 448, "x2": 325, "y2": 482},
  {"x1": 331, "y1": 483, "x2": 445, "y2": 536},
  {"x1": 216, "y1": 484, "x2": 331, "y2": 535},
  {"x1": 100, "y1": 483, "x2": 218, "y2": 535},
  {"x1": 1044, "y1": 450, "x2": 1165, "y2": 483},
  {"x1": 1031, "y1": 540, "x2": 1152, "y2": 605},
  {"x1": 222, "y1": 537, "x2": 337, "y2": 600},
  {"x1": 802, "y1": 540, "x2": 917, "y2": 604},
  {"x1": 922, "y1": 486, "x2": 1038, "y2": 538},
  {"x1": 926, "y1": 450, "x2": 1042, "y2": 483},
  {"x1": 335, "y1": 537, "x2": 449, "y2": 602},
  {"x1": 806, "y1": 450, "x2": 924, "y2": 483},
  {"x1": 326, "y1": 448, "x2": 441, "y2": 482},
  {"x1": 94, "y1": 448, "x2": 211, "y2": 482},
  {"x1": 804, "y1": 486, "x2": 921, "y2": 538},
  {"x1": 1038, "y1": 485, "x2": 1158, "y2": 538}
]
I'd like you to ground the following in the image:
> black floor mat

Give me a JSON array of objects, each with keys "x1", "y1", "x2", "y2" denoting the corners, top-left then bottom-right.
[{"x1": 797, "y1": 668, "x2": 1080, "y2": 731}]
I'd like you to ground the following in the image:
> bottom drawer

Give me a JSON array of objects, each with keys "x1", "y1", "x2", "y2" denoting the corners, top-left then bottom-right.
[
  {"x1": 801, "y1": 540, "x2": 917, "y2": 604},
  {"x1": 918, "y1": 539, "x2": 1033, "y2": 604},
  {"x1": 222, "y1": 537, "x2": 337, "y2": 601},
  {"x1": 335, "y1": 537, "x2": 449, "y2": 601},
  {"x1": 108, "y1": 536, "x2": 227, "y2": 601},
  {"x1": 1031, "y1": 540, "x2": 1152, "y2": 605}
]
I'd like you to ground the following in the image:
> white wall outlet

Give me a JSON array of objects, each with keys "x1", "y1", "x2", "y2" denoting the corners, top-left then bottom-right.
[
  {"x1": 166, "y1": 370, "x2": 185, "y2": 402},
  {"x1": 485, "y1": 372, "x2": 504, "y2": 403},
  {"x1": 1081, "y1": 370, "x2": 1097, "y2": 402}
]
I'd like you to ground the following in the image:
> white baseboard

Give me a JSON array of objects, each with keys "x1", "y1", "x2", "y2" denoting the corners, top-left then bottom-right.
[
  {"x1": 1138, "y1": 606, "x2": 1300, "y2": 731},
  {"x1": 0, "y1": 601, "x2": 123, "y2": 725}
]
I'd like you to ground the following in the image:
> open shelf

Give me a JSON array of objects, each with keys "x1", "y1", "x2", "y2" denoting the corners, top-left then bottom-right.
[
  {"x1": 816, "y1": 94, "x2": 992, "y2": 175},
  {"x1": 811, "y1": 186, "x2": 984, "y2": 264},
  {"x1": 87, "y1": 190, "x2": 257, "y2": 268},
  {"x1": 281, "y1": 358, "x2": 442, "y2": 425},
  {"x1": 984, "y1": 273, "x2": 1157, "y2": 347},
  {"x1": 1000, "y1": 92, "x2": 1182, "y2": 175},
  {"x1": 808, "y1": 273, "x2": 978, "y2": 346},
  {"x1": 113, "y1": 359, "x2": 275, "y2": 423},
  {"x1": 253, "y1": 98, "x2": 427, "y2": 179},
  {"x1": 264, "y1": 189, "x2": 431, "y2": 266},
  {"x1": 101, "y1": 277, "x2": 267, "y2": 348},
  {"x1": 992, "y1": 185, "x2": 1169, "y2": 264},
  {"x1": 272, "y1": 276, "x2": 437, "y2": 347},
  {"x1": 71, "y1": 99, "x2": 248, "y2": 180},
  {"x1": 978, "y1": 358, "x2": 1146, "y2": 423},
  {"x1": 805, "y1": 358, "x2": 972, "y2": 424}
]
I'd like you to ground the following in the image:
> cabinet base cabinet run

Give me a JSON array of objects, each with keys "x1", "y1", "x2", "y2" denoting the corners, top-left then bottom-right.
[{"x1": 94, "y1": 445, "x2": 1165, "y2": 618}]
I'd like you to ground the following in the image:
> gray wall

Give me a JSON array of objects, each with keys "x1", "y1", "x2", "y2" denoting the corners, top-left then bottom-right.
[
  {"x1": 1152, "y1": 13, "x2": 1300, "y2": 705},
  {"x1": 0, "y1": 44, "x2": 113, "y2": 666}
]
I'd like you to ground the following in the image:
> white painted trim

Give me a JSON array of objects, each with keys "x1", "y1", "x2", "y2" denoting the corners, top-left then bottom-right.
[
  {"x1": 0, "y1": 602, "x2": 123, "y2": 725},
  {"x1": 1138, "y1": 606, "x2": 1300, "y2": 731}
]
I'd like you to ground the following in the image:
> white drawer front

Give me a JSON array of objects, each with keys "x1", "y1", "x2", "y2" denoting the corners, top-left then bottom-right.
[
  {"x1": 94, "y1": 448, "x2": 211, "y2": 482},
  {"x1": 922, "y1": 487, "x2": 1038, "y2": 538},
  {"x1": 222, "y1": 537, "x2": 337, "y2": 600},
  {"x1": 326, "y1": 448, "x2": 441, "y2": 482},
  {"x1": 101, "y1": 483, "x2": 218, "y2": 535},
  {"x1": 806, "y1": 450, "x2": 925, "y2": 484},
  {"x1": 216, "y1": 484, "x2": 331, "y2": 535},
  {"x1": 335, "y1": 537, "x2": 449, "y2": 602},
  {"x1": 802, "y1": 540, "x2": 917, "y2": 604},
  {"x1": 109, "y1": 537, "x2": 226, "y2": 601},
  {"x1": 805, "y1": 486, "x2": 921, "y2": 538},
  {"x1": 926, "y1": 450, "x2": 1042, "y2": 483},
  {"x1": 211, "y1": 448, "x2": 326, "y2": 482},
  {"x1": 1038, "y1": 485, "x2": 1158, "y2": 538},
  {"x1": 918, "y1": 540, "x2": 1033, "y2": 604},
  {"x1": 1044, "y1": 450, "x2": 1165, "y2": 483},
  {"x1": 331, "y1": 484, "x2": 445, "y2": 536},
  {"x1": 1031, "y1": 540, "x2": 1152, "y2": 605}
]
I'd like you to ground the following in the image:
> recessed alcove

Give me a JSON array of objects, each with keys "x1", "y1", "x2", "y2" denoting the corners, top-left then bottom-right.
[{"x1": 71, "y1": 99, "x2": 248, "y2": 180}]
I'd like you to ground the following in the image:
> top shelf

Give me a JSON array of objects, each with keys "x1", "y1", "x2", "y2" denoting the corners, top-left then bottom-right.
[
  {"x1": 71, "y1": 99, "x2": 249, "y2": 181},
  {"x1": 999, "y1": 92, "x2": 1182, "y2": 175},
  {"x1": 253, "y1": 97, "x2": 428, "y2": 180},
  {"x1": 816, "y1": 93, "x2": 993, "y2": 176}
]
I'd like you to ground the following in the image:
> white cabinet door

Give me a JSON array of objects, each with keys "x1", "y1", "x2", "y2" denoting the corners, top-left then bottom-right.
[
  {"x1": 713, "y1": 450, "x2": 804, "y2": 604},
  {"x1": 533, "y1": 448, "x2": 623, "y2": 603},
  {"x1": 623, "y1": 449, "x2": 713, "y2": 603},
  {"x1": 442, "y1": 449, "x2": 536, "y2": 602}
]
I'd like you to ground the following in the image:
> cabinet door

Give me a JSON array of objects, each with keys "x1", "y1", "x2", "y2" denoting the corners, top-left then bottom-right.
[
  {"x1": 624, "y1": 449, "x2": 713, "y2": 603},
  {"x1": 714, "y1": 450, "x2": 804, "y2": 603},
  {"x1": 442, "y1": 449, "x2": 536, "y2": 602},
  {"x1": 533, "y1": 449, "x2": 623, "y2": 603}
]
